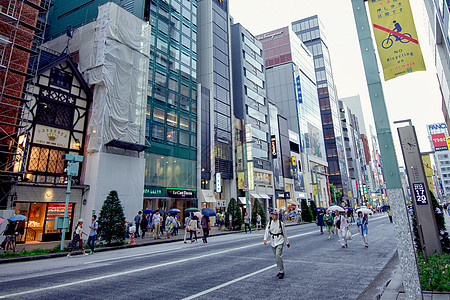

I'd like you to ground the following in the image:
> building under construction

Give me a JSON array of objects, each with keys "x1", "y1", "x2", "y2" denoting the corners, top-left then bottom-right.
[{"x1": 0, "y1": 0, "x2": 51, "y2": 208}]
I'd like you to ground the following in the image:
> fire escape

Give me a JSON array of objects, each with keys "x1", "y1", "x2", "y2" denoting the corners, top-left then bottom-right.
[{"x1": 0, "y1": 0, "x2": 51, "y2": 208}]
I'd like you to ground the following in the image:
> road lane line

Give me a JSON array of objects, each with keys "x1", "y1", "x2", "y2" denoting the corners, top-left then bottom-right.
[
  {"x1": 0, "y1": 231, "x2": 315, "y2": 299},
  {"x1": 84, "y1": 247, "x2": 184, "y2": 264},
  {"x1": 181, "y1": 264, "x2": 276, "y2": 300}
]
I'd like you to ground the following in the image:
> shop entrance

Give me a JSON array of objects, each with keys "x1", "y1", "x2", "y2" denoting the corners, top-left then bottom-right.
[{"x1": 14, "y1": 202, "x2": 74, "y2": 243}]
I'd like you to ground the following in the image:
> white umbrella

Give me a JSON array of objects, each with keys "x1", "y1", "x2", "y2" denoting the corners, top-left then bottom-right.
[
  {"x1": 356, "y1": 208, "x2": 373, "y2": 215},
  {"x1": 279, "y1": 206, "x2": 286, "y2": 211},
  {"x1": 328, "y1": 205, "x2": 345, "y2": 212}
]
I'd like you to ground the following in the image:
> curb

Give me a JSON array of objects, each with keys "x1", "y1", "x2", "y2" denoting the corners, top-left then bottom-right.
[{"x1": 0, "y1": 222, "x2": 307, "y2": 264}]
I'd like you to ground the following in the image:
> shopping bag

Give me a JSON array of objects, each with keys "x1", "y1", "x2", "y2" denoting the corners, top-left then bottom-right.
[{"x1": 345, "y1": 229, "x2": 352, "y2": 240}]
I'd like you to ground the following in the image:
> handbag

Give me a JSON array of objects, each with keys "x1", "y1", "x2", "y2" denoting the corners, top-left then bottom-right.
[
  {"x1": 186, "y1": 225, "x2": 191, "y2": 232},
  {"x1": 345, "y1": 229, "x2": 352, "y2": 240}
]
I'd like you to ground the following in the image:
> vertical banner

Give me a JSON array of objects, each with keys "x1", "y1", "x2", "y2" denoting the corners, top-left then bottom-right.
[
  {"x1": 368, "y1": 0, "x2": 426, "y2": 81},
  {"x1": 238, "y1": 171, "x2": 245, "y2": 189},
  {"x1": 421, "y1": 154, "x2": 435, "y2": 195}
]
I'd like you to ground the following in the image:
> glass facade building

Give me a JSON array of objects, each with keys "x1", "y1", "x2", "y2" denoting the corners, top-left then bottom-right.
[{"x1": 292, "y1": 16, "x2": 349, "y2": 197}]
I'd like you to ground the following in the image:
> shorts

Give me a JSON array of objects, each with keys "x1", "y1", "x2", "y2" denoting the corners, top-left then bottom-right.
[
  {"x1": 326, "y1": 225, "x2": 334, "y2": 230},
  {"x1": 256, "y1": 222, "x2": 261, "y2": 226}
]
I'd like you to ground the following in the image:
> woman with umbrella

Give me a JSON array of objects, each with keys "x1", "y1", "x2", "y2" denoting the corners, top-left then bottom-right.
[
  {"x1": 189, "y1": 214, "x2": 199, "y2": 243},
  {"x1": 201, "y1": 213, "x2": 210, "y2": 243},
  {"x1": 140, "y1": 213, "x2": 149, "y2": 239},
  {"x1": 1, "y1": 219, "x2": 17, "y2": 252},
  {"x1": 334, "y1": 210, "x2": 349, "y2": 248},
  {"x1": 316, "y1": 209, "x2": 325, "y2": 235}
]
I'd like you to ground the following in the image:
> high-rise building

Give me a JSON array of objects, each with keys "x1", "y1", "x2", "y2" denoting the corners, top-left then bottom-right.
[
  {"x1": 423, "y1": 1, "x2": 450, "y2": 131},
  {"x1": 230, "y1": 23, "x2": 273, "y2": 212},
  {"x1": 339, "y1": 100, "x2": 366, "y2": 206},
  {"x1": 257, "y1": 26, "x2": 329, "y2": 207},
  {"x1": 292, "y1": 16, "x2": 350, "y2": 201},
  {"x1": 427, "y1": 122, "x2": 449, "y2": 200},
  {"x1": 197, "y1": 0, "x2": 236, "y2": 205}
]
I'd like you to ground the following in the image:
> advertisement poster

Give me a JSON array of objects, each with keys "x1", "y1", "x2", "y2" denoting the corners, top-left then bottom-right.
[{"x1": 368, "y1": 0, "x2": 426, "y2": 81}]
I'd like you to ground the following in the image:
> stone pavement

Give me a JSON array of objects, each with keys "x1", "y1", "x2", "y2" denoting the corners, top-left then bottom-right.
[{"x1": 378, "y1": 213, "x2": 450, "y2": 300}]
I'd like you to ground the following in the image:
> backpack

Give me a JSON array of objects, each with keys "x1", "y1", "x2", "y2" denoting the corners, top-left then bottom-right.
[
  {"x1": 325, "y1": 215, "x2": 333, "y2": 226},
  {"x1": 268, "y1": 219, "x2": 283, "y2": 236}
]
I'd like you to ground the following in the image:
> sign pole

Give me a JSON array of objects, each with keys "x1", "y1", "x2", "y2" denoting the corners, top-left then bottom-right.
[
  {"x1": 60, "y1": 172, "x2": 72, "y2": 251},
  {"x1": 351, "y1": 1, "x2": 422, "y2": 298}
]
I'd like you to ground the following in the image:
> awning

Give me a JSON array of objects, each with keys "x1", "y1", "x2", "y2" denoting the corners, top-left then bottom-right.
[
  {"x1": 201, "y1": 189, "x2": 216, "y2": 203},
  {"x1": 250, "y1": 192, "x2": 261, "y2": 199},
  {"x1": 258, "y1": 193, "x2": 270, "y2": 199},
  {"x1": 238, "y1": 197, "x2": 249, "y2": 205},
  {"x1": 105, "y1": 139, "x2": 149, "y2": 152}
]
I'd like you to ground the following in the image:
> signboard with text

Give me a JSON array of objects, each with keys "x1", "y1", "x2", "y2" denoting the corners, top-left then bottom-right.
[
  {"x1": 431, "y1": 133, "x2": 448, "y2": 151},
  {"x1": 368, "y1": 0, "x2": 426, "y2": 81}
]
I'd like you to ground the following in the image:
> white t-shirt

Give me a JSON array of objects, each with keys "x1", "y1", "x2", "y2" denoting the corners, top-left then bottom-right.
[
  {"x1": 153, "y1": 214, "x2": 161, "y2": 225},
  {"x1": 75, "y1": 225, "x2": 83, "y2": 235}
]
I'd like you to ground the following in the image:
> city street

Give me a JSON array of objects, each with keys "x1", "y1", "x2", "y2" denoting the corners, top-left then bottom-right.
[{"x1": 0, "y1": 214, "x2": 396, "y2": 300}]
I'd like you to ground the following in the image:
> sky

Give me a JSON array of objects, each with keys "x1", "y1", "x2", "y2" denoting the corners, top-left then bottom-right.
[{"x1": 228, "y1": 0, "x2": 444, "y2": 159}]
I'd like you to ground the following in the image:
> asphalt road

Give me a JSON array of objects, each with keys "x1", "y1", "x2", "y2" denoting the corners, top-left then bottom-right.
[{"x1": 0, "y1": 214, "x2": 397, "y2": 300}]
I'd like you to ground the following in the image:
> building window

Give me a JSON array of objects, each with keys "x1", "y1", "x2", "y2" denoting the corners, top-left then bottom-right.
[
  {"x1": 35, "y1": 100, "x2": 74, "y2": 129},
  {"x1": 180, "y1": 117, "x2": 189, "y2": 131},
  {"x1": 49, "y1": 69, "x2": 72, "y2": 89},
  {"x1": 179, "y1": 131, "x2": 189, "y2": 146},
  {"x1": 152, "y1": 124, "x2": 164, "y2": 140},
  {"x1": 167, "y1": 127, "x2": 177, "y2": 143},
  {"x1": 167, "y1": 111, "x2": 178, "y2": 127},
  {"x1": 28, "y1": 147, "x2": 65, "y2": 174},
  {"x1": 153, "y1": 108, "x2": 165, "y2": 123}
]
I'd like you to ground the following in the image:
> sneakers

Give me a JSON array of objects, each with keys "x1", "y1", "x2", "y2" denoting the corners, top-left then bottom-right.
[
  {"x1": 328, "y1": 236, "x2": 331, "y2": 240},
  {"x1": 345, "y1": 244, "x2": 348, "y2": 248},
  {"x1": 84, "y1": 253, "x2": 89, "y2": 256},
  {"x1": 277, "y1": 273, "x2": 284, "y2": 279},
  {"x1": 67, "y1": 254, "x2": 71, "y2": 257}
]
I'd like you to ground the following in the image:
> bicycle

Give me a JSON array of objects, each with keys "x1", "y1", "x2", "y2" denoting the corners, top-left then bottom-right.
[{"x1": 381, "y1": 32, "x2": 412, "y2": 49}]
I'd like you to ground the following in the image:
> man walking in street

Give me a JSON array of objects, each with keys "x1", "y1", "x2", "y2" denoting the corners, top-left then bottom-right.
[
  {"x1": 264, "y1": 209, "x2": 290, "y2": 279},
  {"x1": 152, "y1": 210, "x2": 161, "y2": 239},
  {"x1": 87, "y1": 215, "x2": 98, "y2": 254},
  {"x1": 134, "y1": 211, "x2": 142, "y2": 238}
]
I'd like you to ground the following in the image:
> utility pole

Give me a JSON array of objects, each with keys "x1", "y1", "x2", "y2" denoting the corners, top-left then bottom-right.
[{"x1": 351, "y1": 1, "x2": 422, "y2": 298}]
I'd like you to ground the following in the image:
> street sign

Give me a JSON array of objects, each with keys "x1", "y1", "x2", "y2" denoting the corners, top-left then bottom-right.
[
  {"x1": 243, "y1": 181, "x2": 248, "y2": 188},
  {"x1": 398, "y1": 125, "x2": 442, "y2": 257}
]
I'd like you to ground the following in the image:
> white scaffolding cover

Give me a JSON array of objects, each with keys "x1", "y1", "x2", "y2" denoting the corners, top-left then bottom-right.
[{"x1": 76, "y1": 2, "x2": 151, "y2": 152}]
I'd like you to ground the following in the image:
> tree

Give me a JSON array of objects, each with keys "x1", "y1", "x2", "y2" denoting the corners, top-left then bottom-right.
[
  {"x1": 251, "y1": 198, "x2": 267, "y2": 227},
  {"x1": 225, "y1": 198, "x2": 243, "y2": 230},
  {"x1": 301, "y1": 199, "x2": 313, "y2": 222},
  {"x1": 98, "y1": 190, "x2": 126, "y2": 245},
  {"x1": 309, "y1": 200, "x2": 318, "y2": 221},
  {"x1": 329, "y1": 183, "x2": 342, "y2": 205}
]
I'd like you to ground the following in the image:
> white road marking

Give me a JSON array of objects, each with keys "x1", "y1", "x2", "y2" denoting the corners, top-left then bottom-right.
[
  {"x1": 0, "y1": 231, "x2": 315, "y2": 299},
  {"x1": 181, "y1": 264, "x2": 276, "y2": 300},
  {"x1": 84, "y1": 247, "x2": 184, "y2": 264}
]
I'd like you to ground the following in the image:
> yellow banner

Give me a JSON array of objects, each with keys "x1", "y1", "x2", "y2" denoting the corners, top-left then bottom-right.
[
  {"x1": 238, "y1": 171, "x2": 245, "y2": 189},
  {"x1": 313, "y1": 185, "x2": 318, "y2": 196},
  {"x1": 421, "y1": 154, "x2": 435, "y2": 193},
  {"x1": 446, "y1": 136, "x2": 450, "y2": 152},
  {"x1": 368, "y1": 0, "x2": 425, "y2": 81}
]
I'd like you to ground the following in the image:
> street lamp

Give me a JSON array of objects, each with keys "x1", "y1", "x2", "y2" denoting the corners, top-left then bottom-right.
[{"x1": 313, "y1": 165, "x2": 320, "y2": 207}]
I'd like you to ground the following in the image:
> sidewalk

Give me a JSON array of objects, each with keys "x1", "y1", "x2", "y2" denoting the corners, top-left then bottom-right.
[
  {"x1": 378, "y1": 213, "x2": 450, "y2": 300},
  {"x1": 0, "y1": 222, "x2": 302, "y2": 263}
]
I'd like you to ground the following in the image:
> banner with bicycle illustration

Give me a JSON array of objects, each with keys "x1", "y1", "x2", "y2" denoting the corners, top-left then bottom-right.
[{"x1": 368, "y1": 0, "x2": 425, "y2": 81}]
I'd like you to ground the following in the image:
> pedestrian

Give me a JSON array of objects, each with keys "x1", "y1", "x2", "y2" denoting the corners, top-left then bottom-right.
[
  {"x1": 184, "y1": 214, "x2": 192, "y2": 244},
  {"x1": 134, "y1": 211, "x2": 142, "y2": 238},
  {"x1": 217, "y1": 211, "x2": 223, "y2": 230},
  {"x1": 323, "y1": 210, "x2": 335, "y2": 239},
  {"x1": 152, "y1": 210, "x2": 161, "y2": 239},
  {"x1": 173, "y1": 216, "x2": 179, "y2": 236},
  {"x1": 256, "y1": 213, "x2": 262, "y2": 230},
  {"x1": 244, "y1": 212, "x2": 251, "y2": 233},
  {"x1": 334, "y1": 210, "x2": 349, "y2": 248},
  {"x1": 140, "y1": 214, "x2": 148, "y2": 239},
  {"x1": 264, "y1": 209, "x2": 290, "y2": 279},
  {"x1": 356, "y1": 211, "x2": 369, "y2": 248},
  {"x1": 67, "y1": 219, "x2": 89, "y2": 257},
  {"x1": 388, "y1": 208, "x2": 393, "y2": 223},
  {"x1": 87, "y1": 215, "x2": 98, "y2": 254},
  {"x1": 1, "y1": 220, "x2": 17, "y2": 252},
  {"x1": 201, "y1": 214, "x2": 210, "y2": 243},
  {"x1": 316, "y1": 210, "x2": 325, "y2": 234},
  {"x1": 189, "y1": 215, "x2": 199, "y2": 243},
  {"x1": 165, "y1": 215, "x2": 173, "y2": 239},
  {"x1": 229, "y1": 212, "x2": 233, "y2": 230}
]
